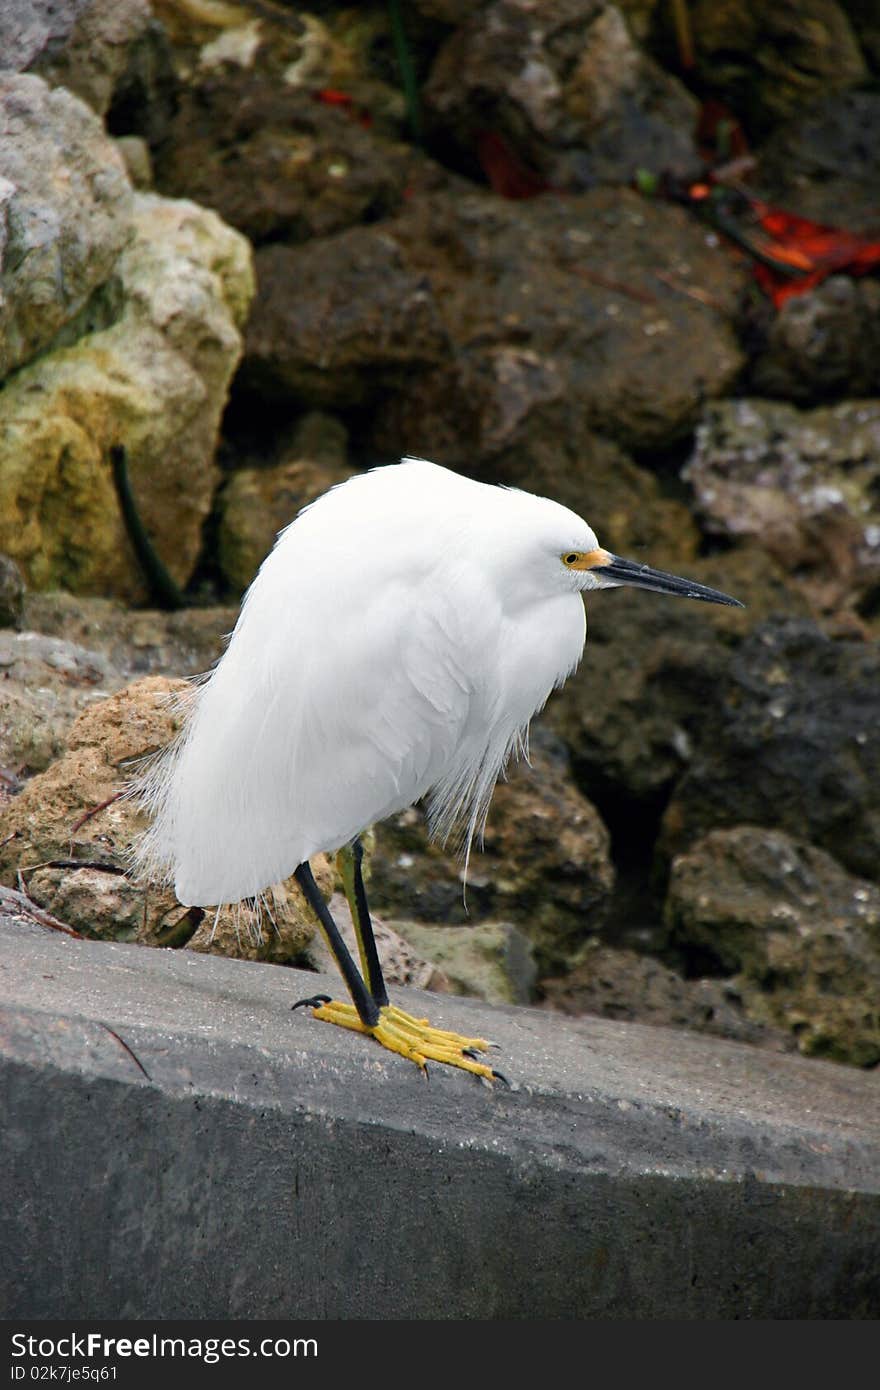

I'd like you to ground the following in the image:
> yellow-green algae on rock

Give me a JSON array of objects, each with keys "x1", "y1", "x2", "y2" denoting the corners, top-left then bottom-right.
[{"x1": 0, "y1": 193, "x2": 254, "y2": 600}]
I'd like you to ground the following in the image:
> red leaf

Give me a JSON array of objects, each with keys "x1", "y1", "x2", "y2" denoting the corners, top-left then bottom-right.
[
  {"x1": 314, "y1": 88, "x2": 354, "y2": 108},
  {"x1": 748, "y1": 198, "x2": 880, "y2": 304},
  {"x1": 312, "y1": 88, "x2": 372, "y2": 127},
  {"x1": 475, "y1": 131, "x2": 550, "y2": 200},
  {"x1": 751, "y1": 264, "x2": 823, "y2": 308}
]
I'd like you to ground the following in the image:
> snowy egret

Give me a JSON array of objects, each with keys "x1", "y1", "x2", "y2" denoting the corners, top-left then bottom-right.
[{"x1": 136, "y1": 458, "x2": 742, "y2": 1080}]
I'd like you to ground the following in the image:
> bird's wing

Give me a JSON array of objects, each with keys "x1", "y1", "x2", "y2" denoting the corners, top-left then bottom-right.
[{"x1": 139, "y1": 558, "x2": 489, "y2": 905}]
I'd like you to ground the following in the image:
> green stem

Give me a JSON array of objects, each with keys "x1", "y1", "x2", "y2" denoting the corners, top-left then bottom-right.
[
  {"x1": 388, "y1": 0, "x2": 423, "y2": 144},
  {"x1": 110, "y1": 445, "x2": 186, "y2": 610}
]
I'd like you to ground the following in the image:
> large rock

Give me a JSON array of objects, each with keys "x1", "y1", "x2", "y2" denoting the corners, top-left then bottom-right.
[
  {"x1": 755, "y1": 90, "x2": 880, "y2": 233},
  {"x1": 660, "y1": 620, "x2": 880, "y2": 885},
  {"x1": 0, "y1": 191, "x2": 254, "y2": 599},
  {"x1": 157, "y1": 72, "x2": 413, "y2": 247},
  {"x1": 748, "y1": 277, "x2": 880, "y2": 405},
  {"x1": 0, "y1": 73, "x2": 133, "y2": 379},
  {"x1": 425, "y1": 0, "x2": 700, "y2": 187},
  {"x1": 238, "y1": 149, "x2": 745, "y2": 461},
  {"x1": 1, "y1": 676, "x2": 190, "y2": 942},
  {"x1": 372, "y1": 185, "x2": 746, "y2": 456},
  {"x1": 0, "y1": 0, "x2": 157, "y2": 119},
  {"x1": 0, "y1": 0, "x2": 91, "y2": 73},
  {"x1": 0, "y1": 677, "x2": 328, "y2": 958},
  {"x1": 540, "y1": 940, "x2": 793, "y2": 1053},
  {"x1": 655, "y1": 0, "x2": 867, "y2": 136},
  {"x1": 685, "y1": 398, "x2": 880, "y2": 624},
  {"x1": 665, "y1": 827, "x2": 880, "y2": 1066},
  {"x1": 242, "y1": 227, "x2": 448, "y2": 407}
]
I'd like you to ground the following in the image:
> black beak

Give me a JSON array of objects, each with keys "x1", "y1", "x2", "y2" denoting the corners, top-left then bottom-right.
[{"x1": 599, "y1": 554, "x2": 744, "y2": 608}]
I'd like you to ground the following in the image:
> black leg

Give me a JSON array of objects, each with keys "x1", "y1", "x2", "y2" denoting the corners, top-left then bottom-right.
[
  {"x1": 338, "y1": 838, "x2": 389, "y2": 1008},
  {"x1": 294, "y1": 858, "x2": 500, "y2": 1083},
  {"x1": 294, "y1": 862, "x2": 380, "y2": 1028}
]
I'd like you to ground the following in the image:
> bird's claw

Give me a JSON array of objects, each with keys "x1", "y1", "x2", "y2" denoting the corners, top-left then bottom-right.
[
  {"x1": 300, "y1": 998, "x2": 506, "y2": 1082},
  {"x1": 291, "y1": 993, "x2": 333, "y2": 1012}
]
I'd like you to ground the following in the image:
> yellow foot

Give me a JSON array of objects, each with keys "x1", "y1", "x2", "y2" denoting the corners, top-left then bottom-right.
[{"x1": 301, "y1": 997, "x2": 499, "y2": 1080}]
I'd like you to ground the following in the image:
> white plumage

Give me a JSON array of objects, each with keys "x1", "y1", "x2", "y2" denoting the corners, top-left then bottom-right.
[
  {"x1": 135, "y1": 456, "x2": 741, "y2": 916},
  {"x1": 133, "y1": 456, "x2": 742, "y2": 1078},
  {"x1": 134, "y1": 459, "x2": 599, "y2": 906}
]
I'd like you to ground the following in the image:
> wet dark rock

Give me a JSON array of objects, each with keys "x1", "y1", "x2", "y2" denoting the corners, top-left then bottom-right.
[
  {"x1": 412, "y1": 0, "x2": 491, "y2": 22},
  {"x1": 371, "y1": 184, "x2": 746, "y2": 456},
  {"x1": 242, "y1": 228, "x2": 449, "y2": 407},
  {"x1": 661, "y1": 619, "x2": 880, "y2": 884},
  {"x1": 0, "y1": 555, "x2": 24, "y2": 628},
  {"x1": 655, "y1": 0, "x2": 867, "y2": 138},
  {"x1": 749, "y1": 277, "x2": 880, "y2": 405},
  {"x1": 665, "y1": 826, "x2": 880, "y2": 1066},
  {"x1": 685, "y1": 398, "x2": 880, "y2": 625},
  {"x1": 540, "y1": 940, "x2": 793, "y2": 1053},
  {"x1": 156, "y1": 73, "x2": 414, "y2": 247},
  {"x1": 544, "y1": 553, "x2": 804, "y2": 812},
  {"x1": 754, "y1": 90, "x2": 880, "y2": 234},
  {"x1": 425, "y1": 0, "x2": 699, "y2": 188},
  {"x1": 845, "y1": 0, "x2": 880, "y2": 69},
  {"x1": 548, "y1": 604, "x2": 727, "y2": 809},
  {"x1": 369, "y1": 730, "x2": 615, "y2": 975}
]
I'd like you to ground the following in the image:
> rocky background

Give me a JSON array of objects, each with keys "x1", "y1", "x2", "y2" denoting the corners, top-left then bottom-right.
[{"x1": 2, "y1": 0, "x2": 879, "y2": 1069}]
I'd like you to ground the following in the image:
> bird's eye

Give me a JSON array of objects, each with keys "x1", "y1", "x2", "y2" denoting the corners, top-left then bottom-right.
[{"x1": 563, "y1": 552, "x2": 581, "y2": 566}]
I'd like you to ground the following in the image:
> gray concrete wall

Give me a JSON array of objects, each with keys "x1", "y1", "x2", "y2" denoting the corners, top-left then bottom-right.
[{"x1": 1, "y1": 918, "x2": 878, "y2": 1318}]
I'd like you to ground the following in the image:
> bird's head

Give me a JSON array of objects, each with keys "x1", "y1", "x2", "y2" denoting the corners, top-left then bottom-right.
[{"x1": 498, "y1": 488, "x2": 743, "y2": 610}]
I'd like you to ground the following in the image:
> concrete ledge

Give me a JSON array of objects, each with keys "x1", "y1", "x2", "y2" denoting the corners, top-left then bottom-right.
[{"x1": 1, "y1": 919, "x2": 878, "y2": 1318}]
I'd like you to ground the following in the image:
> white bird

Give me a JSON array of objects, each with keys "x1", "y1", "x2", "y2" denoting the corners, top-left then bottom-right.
[{"x1": 135, "y1": 458, "x2": 741, "y2": 1080}]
